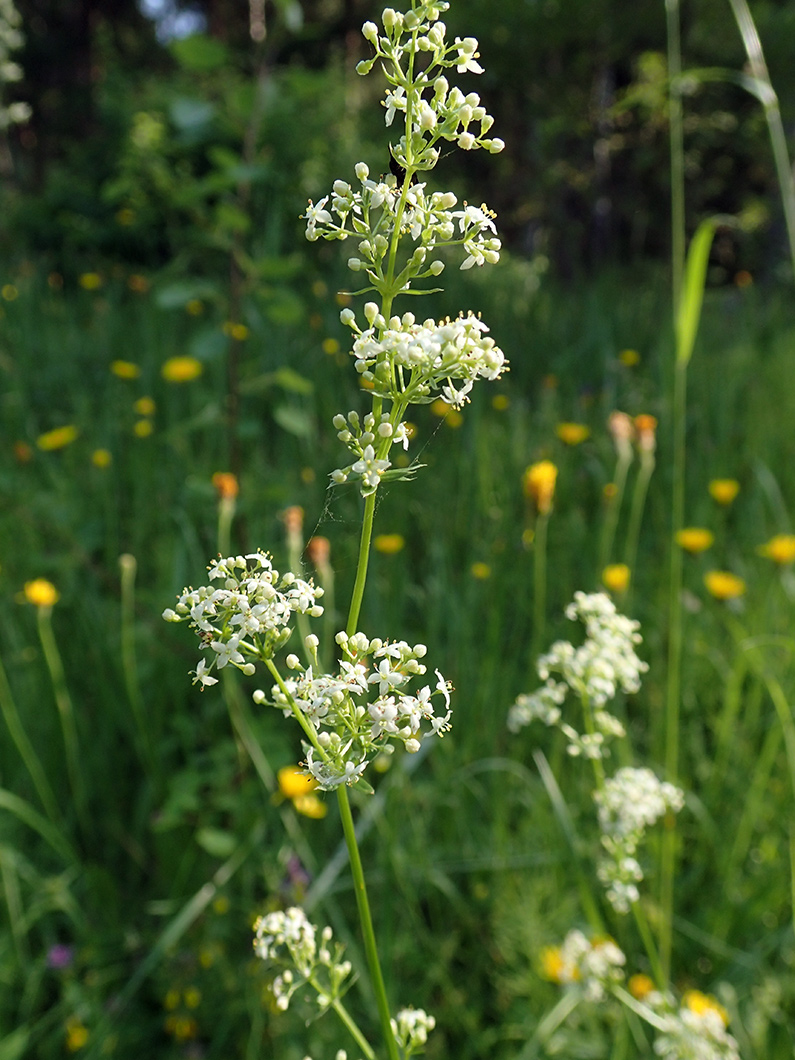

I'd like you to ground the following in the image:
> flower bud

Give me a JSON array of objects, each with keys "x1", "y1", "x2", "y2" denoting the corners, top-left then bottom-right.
[
  {"x1": 355, "y1": 161, "x2": 370, "y2": 181},
  {"x1": 458, "y1": 131, "x2": 476, "y2": 150},
  {"x1": 340, "y1": 308, "x2": 355, "y2": 326},
  {"x1": 430, "y1": 260, "x2": 445, "y2": 275},
  {"x1": 364, "y1": 301, "x2": 380, "y2": 325},
  {"x1": 362, "y1": 21, "x2": 378, "y2": 43},
  {"x1": 348, "y1": 258, "x2": 363, "y2": 271}
]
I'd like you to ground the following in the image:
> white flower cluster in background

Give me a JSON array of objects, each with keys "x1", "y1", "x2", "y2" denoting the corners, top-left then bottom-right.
[
  {"x1": 258, "y1": 630, "x2": 452, "y2": 789},
  {"x1": 0, "y1": 0, "x2": 31, "y2": 130},
  {"x1": 595, "y1": 767, "x2": 685, "y2": 914},
  {"x1": 391, "y1": 1007, "x2": 437, "y2": 1053},
  {"x1": 162, "y1": 552, "x2": 323, "y2": 686},
  {"x1": 553, "y1": 930, "x2": 626, "y2": 1003},
  {"x1": 253, "y1": 907, "x2": 352, "y2": 1014},
  {"x1": 507, "y1": 592, "x2": 646, "y2": 758},
  {"x1": 644, "y1": 991, "x2": 741, "y2": 1060}
]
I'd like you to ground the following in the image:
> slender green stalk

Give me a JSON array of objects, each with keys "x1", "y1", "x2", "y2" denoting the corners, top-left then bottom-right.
[
  {"x1": 326, "y1": 993, "x2": 377, "y2": 1060},
  {"x1": 599, "y1": 448, "x2": 633, "y2": 575},
  {"x1": 346, "y1": 492, "x2": 378, "y2": 636},
  {"x1": 0, "y1": 650, "x2": 61, "y2": 824},
  {"x1": 36, "y1": 606, "x2": 89, "y2": 833},
  {"x1": 665, "y1": 0, "x2": 685, "y2": 318},
  {"x1": 622, "y1": 449, "x2": 655, "y2": 594},
  {"x1": 119, "y1": 554, "x2": 156, "y2": 777},
  {"x1": 531, "y1": 511, "x2": 549, "y2": 660},
  {"x1": 726, "y1": 0, "x2": 795, "y2": 278},
  {"x1": 336, "y1": 784, "x2": 400, "y2": 1060},
  {"x1": 217, "y1": 495, "x2": 235, "y2": 559}
]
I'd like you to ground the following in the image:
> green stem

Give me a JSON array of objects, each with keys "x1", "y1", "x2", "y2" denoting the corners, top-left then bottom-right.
[
  {"x1": 666, "y1": 0, "x2": 685, "y2": 319},
  {"x1": 37, "y1": 606, "x2": 89, "y2": 834},
  {"x1": 336, "y1": 784, "x2": 400, "y2": 1060},
  {"x1": 346, "y1": 492, "x2": 377, "y2": 636},
  {"x1": 622, "y1": 452, "x2": 654, "y2": 595},
  {"x1": 531, "y1": 511, "x2": 549, "y2": 661},
  {"x1": 599, "y1": 450, "x2": 633, "y2": 575},
  {"x1": 726, "y1": 0, "x2": 795, "y2": 279},
  {"x1": 630, "y1": 900, "x2": 665, "y2": 989},
  {"x1": 659, "y1": 355, "x2": 687, "y2": 986},
  {"x1": 119, "y1": 553, "x2": 156, "y2": 778},
  {"x1": 327, "y1": 994, "x2": 377, "y2": 1060}
]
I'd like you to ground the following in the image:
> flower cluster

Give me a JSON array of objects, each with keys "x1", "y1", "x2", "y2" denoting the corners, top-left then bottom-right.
[
  {"x1": 508, "y1": 592, "x2": 646, "y2": 759},
  {"x1": 259, "y1": 631, "x2": 452, "y2": 790},
  {"x1": 253, "y1": 907, "x2": 352, "y2": 1014},
  {"x1": 0, "y1": 0, "x2": 31, "y2": 130},
  {"x1": 391, "y1": 1007, "x2": 437, "y2": 1055},
  {"x1": 330, "y1": 407, "x2": 414, "y2": 497},
  {"x1": 162, "y1": 552, "x2": 323, "y2": 686},
  {"x1": 340, "y1": 303, "x2": 507, "y2": 408},
  {"x1": 543, "y1": 930, "x2": 626, "y2": 1003},
  {"x1": 644, "y1": 990, "x2": 740, "y2": 1060},
  {"x1": 595, "y1": 767, "x2": 685, "y2": 913}
]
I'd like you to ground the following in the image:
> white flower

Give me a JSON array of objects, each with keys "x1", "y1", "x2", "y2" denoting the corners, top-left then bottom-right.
[{"x1": 351, "y1": 444, "x2": 391, "y2": 491}]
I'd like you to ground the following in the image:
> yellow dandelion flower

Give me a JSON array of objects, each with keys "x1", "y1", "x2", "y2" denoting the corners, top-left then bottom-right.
[
  {"x1": 223, "y1": 321, "x2": 249, "y2": 341},
  {"x1": 161, "y1": 356, "x2": 203, "y2": 383},
  {"x1": 619, "y1": 348, "x2": 640, "y2": 366},
  {"x1": 91, "y1": 448, "x2": 112, "y2": 468},
  {"x1": 471, "y1": 561, "x2": 491, "y2": 579},
  {"x1": 628, "y1": 973, "x2": 655, "y2": 1000},
  {"x1": 539, "y1": 946, "x2": 565, "y2": 982},
  {"x1": 683, "y1": 989, "x2": 729, "y2": 1026},
  {"x1": 704, "y1": 570, "x2": 746, "y2": 600},
  {"x1": 110, "y1": 360, "x2": 141, "y2": 380},
  {"x1": 2, "y1": 283, "x2": 19, "y2": 301},
  {"x1": 212, "y1": 472, "x2": 239, "y2": 499},
  {"x1": 65, "y1": 1017, "x2": 89, "y2": 1052},
  {"x1": 757, "y1": 534, "x2": 795, "y2": 565},
  {"x1": 127, "y1": 273, "x2": 150, "y2": 293},
  {"x1": 36, "y1": 425, "x2": 79, "y2": 451},
  {"x1": 556, "y1": 422, "x2": 590, "y2": 445},
  {"x1": 734, "y1": 270, "x2": 753, "y2": 288},
  {"x1": 164, "y1": 988, "x2": 181, "y2": 1011},
  {"x1": 603, "y1": 482, "x2": 618, "y2": 500},
  {"x1": 602, "y1": 564, "x2": 631, "y2": 593},
  {"x1": 133, "y1": 396, "x2": 156, "y2": 417},
  {"x1": 374, "y1": 533, "x2": 405, "y2": 554},
  {"x1": 25, "y1": 579, "x2": 60, "y2": 607},
  {"x1": 293, "y1": 793, "x2": 328, "y2": 819},
  {"x1": 301, "y1": 466, "x2": 316, "y2": 484},
  {"x1": 523, "y1": 460, "x2": 558, "y2": 515},
  {"x1": 183, "y1": 986, "x2": 201, "y2": 1009},
  {"x1": 491, "y1": 394, "x2": 509, "y2": 411},
  {"x1": 676, "y1": 527, "x2": 714, "y2": 554},
  {"x1": 199, "y1": 946, "x2": 216, "y2": 969},
  {"x1": 709, "y1": 479, "x2": 740, "y2": 506},
  {"x1": 322, "y1": 337, "x2": 340, "y2": 355},
  {"x1": 430, "y1": 398, "x2": 449, "y2": 417},
  {"x1": 185, "y1": 299, "x2": 204, "y2": 316},
  {"x1": 278, "y1": 765, "x2": 318, "y2": 800},
  {"x1": 78, "y1": 272, "x2": 102, "y2": 291},
  {"x1": 134, "y1": 419, "x2": 153, "y2": 438}
]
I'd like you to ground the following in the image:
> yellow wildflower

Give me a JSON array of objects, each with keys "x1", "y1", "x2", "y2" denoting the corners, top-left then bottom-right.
[
  {"x1": 634, "y1": 414, "x2": 657, "y2": 454},
  {"x1": 374, "y1": 534, "x2": 405, "y2": 554},
  {"x1": 24, "y1": 578, "x2": 60, "y2": 607},
  {"x1": 278, "y1": 765, "x2": 318, "y2": 800},
  {"x1": 628, "y1": 973, "x2": 654, "y2": 1000},
  {"x1": 734, "y1": 270, "x2": 753, "y2": 288},
  {"x1": 471, "y1": 562, "x2": 491, "y2": 580},
  {"x1": 675, "y1": 527, "x2": 714, "y2": 554},
  {"x1": 78, "y1": 272, "x2": 102, "y2": 291},
  {"x1": 127, "y1": 273, "x2": 150, "y2": 293},
  {"x1": 322, "y1": 337, "x2": 340, "y2": 355},
  {"x1": 36, "y1": 425, "x2": 79, "y2": 451},
  {"x1": 757, "y1": 534, "x2": 795, "y2": 565},
  {"x1": 709, "y1": 479, "x2": 739, "y2": 506},
  {"x1": 223, "y1": 321, "x2": 249, "y2": 341},
  {"x1": 704, "y1": 570, "x2": 746, "y2": 600},
  {"x1": 65, "y1": 1017, "x2": 89, "y2": 1052},
  {"x1": 619, "y1": 348, "x2": 640, "y2": 366},
  {"x1": 13, "y1": 440, "x2": 33, "y2": 463},
  {"x1": 491, "y1": 394, "x2": 509, "y2": 411},
  {"x1": 163, "y1": 989, "x2": 180, "y2": 1011},
  {"x1": 602, "y1": 564, "x2": 630, "y2": 593},
  {"x1": 683, "y1": 989, "x2": 729, "y2": 1026},
  {"x1": 185, "y1": 299, "x2": 204, "y2": 316},
  {"x1": 212, "y1": 895, "x2": 230, "y2": 915},
  {"x1": 523, "y1": 460, "x2": 558, "y2": 515},
  {"x1": 293, "y1": 793, "x2": 328, "y2": 819},
  {"x1": 183, "y1": 986, "x2": 201, "y2": 1009},
  {"x1": 110, "y1": 360, "x2": 141, "y2": 380},
  {"x1": 91, "y1": 448, "x2": 112, "y2": 468},
  {"x1": 603, "y1": 482, "x2": 618, "y2": 500},
  {"x1": 116, "y1": 207, "x2": 136, "y2": 226},
  {"x1": 133, "y1": 396, "x2": 156, "y2": 417},
  {"x1": 134, "y1": 419, "x2": 153, "y2": 438},
  {"x1": 161, "y1": 356, "x2": 203, "y2": 382},
  {"x1": 556, "y1": 422, "x2": 590, "y2": 445},
  {"x1": 2, "y1": 283, "x2": 19, "y2": 301}
]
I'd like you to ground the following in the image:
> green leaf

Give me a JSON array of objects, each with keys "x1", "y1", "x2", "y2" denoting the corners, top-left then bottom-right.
[
  {"x1": 195, "y1": 827, "x2": 237, "y2": 858},
  {"x1": 170, "y1": 35, "x2": 229, "y2": 73},
  {"x1": 676, "y1": 217, "x2": 720, "y2": 367}
]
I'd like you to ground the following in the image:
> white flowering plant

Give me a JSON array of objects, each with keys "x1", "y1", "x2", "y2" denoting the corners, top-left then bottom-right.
[{"x1": 164, "y1": 2, "x2": 506, "y2": 1058}]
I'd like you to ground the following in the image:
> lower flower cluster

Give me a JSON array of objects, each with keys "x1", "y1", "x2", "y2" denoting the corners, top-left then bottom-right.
[{"x1": 259, "y1": 631, "x2": 453, "y2": 790}]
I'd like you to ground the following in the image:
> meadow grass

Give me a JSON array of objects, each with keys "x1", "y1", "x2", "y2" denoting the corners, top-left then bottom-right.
[{"x1": 1, "y1": 257, "x2": 795, "y2": 1057}]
